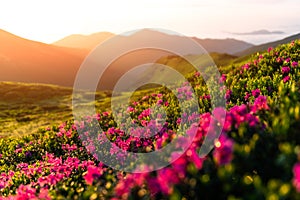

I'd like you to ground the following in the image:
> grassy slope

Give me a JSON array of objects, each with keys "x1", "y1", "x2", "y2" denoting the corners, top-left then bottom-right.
[
  {"x1": 0, "y1": 82, "x2": 114, "y2": 137},
  {"x1": 133, "y1": 52, "x2": 245, "y2": 91},
  {"x1": 0, "y1": 40, "x2": 300, "y2": 199},
  {"x1": 0, "y1": 81, "x2": 160, "y2": 137},
  {"x1": 235, "y1": 32, "x2": 300, "y2": 57},
  {"x1": 0, "y1": 52, "x2": 245, "y2": 137}
]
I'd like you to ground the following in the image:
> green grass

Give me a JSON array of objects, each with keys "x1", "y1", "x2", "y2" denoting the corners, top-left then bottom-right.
[
  {"x1": 0, "y1": 52, "x2": 245, "y2": 137},
  {"x1": 0, "y1": 82, "x2": 161, "y2": 137},
  {"x1": 1, "y1": 40, "x2": 300, "y2": 199},
  {"x1": 0, "y1": 82, "x2": 114, "y2": 137}
]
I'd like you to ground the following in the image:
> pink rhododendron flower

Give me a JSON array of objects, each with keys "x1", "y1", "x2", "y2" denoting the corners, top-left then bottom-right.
[
  {"x1": 202, "y1": 94, "x2": 211, "y2": 100},
  {"x1": 225, "y1": 90, "x2": 232, "y2": 101},
  {"x1": 138, "y1": 108, "x2": 151, "y2": 120},
  {"x1": 38, "y1": 188, "x2": 51, "y2": 200},
  {"x1": 194, "y1": 71, "x2": 201, "y2": 77},
  {"x1": 220, "y1": 74, "x2": 226, "y2": 83},
  {"x1": 114, "y1": 173, "x2": 148, "y2": 197},
  {"x1": 171, "y1": 152, "x2": 188, "y2": 178},
  {"x1": 213, "y1": 134, "x2": 234, "y2": 165},
  {"x1": 156, "y1": 168, "x2": 180, "y2": 195},
  {"x1": 56, "y1": 131, "x2": 63, "y2": 137},
  {"x1": 84, "y1": 165, "x2": 103, "y2": 185},
  {"x1": 282, "y1": 66, "x2": 291, "y2": 74},
  {"x1": 242, "y1": 63, "x2": 250, "y2": 70},
  {"x1": 251, "y1": 89, "x2": 261, "y2": 98},
  {"x1": 156, "y1": 99, "x2": 163, "y2": 105},
  {"x1": 126, "y1": 106, "x2": 135, "y2": 113},
  {"x1": 65, "y1": 130, "x2": 72, "y2": 138},
  {"x1": 292, "y1": 61, "x2": 298, "y2": 67},
  {"x1": 244, "y1": 92, "x2": 250, "y2": 101},
  {"x1": 268, "y1": 47, "x2": 273, "y2": 53},
  {"x1": 177, "y1": 85, "x2": 193, "y2": 100},
  {"x1": 186, "y1": 149, "x2": 203, "y2": 169},
  {"x1": 15, "y1": 148, "x2": 22, "y2": 153},
  {"x1": 293, "y1": 163, "x2": 300, "y2": 192},
  {"x1": 212, "y1": 107, "x2": 226, "y2": 124},
  {"x1": 283, "y1": 76, "x2": 290, "y2": 83},
  {"x1": 16, "y1": 184, "x2": 36, "y2": 199},
  {"x1": 251, "y1": 95, "x2": 269, "y2": 112}
]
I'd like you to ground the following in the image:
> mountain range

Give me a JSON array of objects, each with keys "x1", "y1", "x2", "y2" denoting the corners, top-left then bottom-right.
[
  {"x1": 235, "y1": 33, "x2": 300, "y2": 56},
  {"x1": 52, "y1": 29, "x2": 253, "y2": 54},
  {"x1": 0, "y1": 29, "x2": 299, "y2": 90},
  {"x1": 0, "y1": 29, "x2": 87, "y2": 87}
]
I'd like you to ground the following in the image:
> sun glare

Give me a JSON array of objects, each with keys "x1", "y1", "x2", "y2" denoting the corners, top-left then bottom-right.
[{"x1": 0, "y1": 0, "x2": 299, "y2": 44}]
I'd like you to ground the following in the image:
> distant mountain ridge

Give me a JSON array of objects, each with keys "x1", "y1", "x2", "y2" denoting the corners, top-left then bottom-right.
[
  {"x1": 235, "y1": 32, "x2": 300, "y2": 56},
  {"x1": 0, "y1": 29, "x2": 253, "y2": 90},
  {"x1": 0, "y1": 29, "x2": 87, "y2": 87},
  {"x1": 1, "y1": 28, "x2": 299, "y2": 90},
  {"x1": 53, "y1": 32, "x2": 115, "y2": 50},
  {"x1": 192, "y1": 37, "x2": 253, "y2": 55},
  {"x1": 52, "y1": 29, "x2": 254, "y2": 55}
]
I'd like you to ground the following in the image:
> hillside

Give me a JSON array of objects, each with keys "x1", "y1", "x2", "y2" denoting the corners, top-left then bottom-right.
[
  {"x1": 0, "y1": 40, "x2": 299, "y2": 199},
  {"x1": 235, "y1": 32, "x2": 300, "y2": 56},
  {"x1": 193, "y1": 37, "x2": 253, "y2": 54},
  {"x1": 0, "y1": 29, "x2": 87, "y2": 87},
  {"x1": 131, "y1": 52, "x2": 239, "y2": 91},
  {"x1": 0, "y1": 29, "x2": 253, "y2": 90},
  {"x1": 0, "y1": 82, "x2": 112, "y2": 137},
  {"x1": 53, "y1": 32, "x2": 115, "y2": 50},
  {"x1": 0, "y1": 30, "x2": 169, "y2": 90},
  {"x1": 53, "y1": 29, "x2": 253, "y2": 54},
  {"x1": 0, "y1": 29, "x2": 249, "y2": 90},
  {"x1": 53, "y1": 29, "x2": 250, "y2": 90}
]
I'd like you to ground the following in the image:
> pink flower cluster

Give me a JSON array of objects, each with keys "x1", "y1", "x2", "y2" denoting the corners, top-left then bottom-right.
[
  {"x1": 199, "y1": 94, "x2": 211, "y2": 100},
  {"x1": 282, "y1": 66, "x2": 291, "y2": 74},
  {"x1": 225, "y1": 89, "x2": 232, "y2": 101},
  {"x1": 223, "y1": 95, "x2": 269, "y2": 132},
  {"x1": 213, "y1": 134, "x2": 234, "y2": 165},
  {"x1": 56, "y1": 123, "x2": 73, "y2": 138},
  {"x1": 293, "y1": 163, "x2": 300, "y2": 192},
  {"x1": 112, "y1": 95, "x2": 270, "y2": 198},
  {"x1": 177, "y1": 82, "x2": 193, "y2": 100},
  {"x1": 0, "y1": 185, "x2": 50, "y2": 200},
  {"x1": 252, "y1": 89, "x2": 261, "y2": 98},
  {"x1": 62, "y1": 144, "x2": 78, "y2": 151},
  {"x1": 283, "y1": 76, "x2": 290, "y2": 83},
  {"x1": 1, "y1": 151, "x2": 101, "y2": 199},
  {"x1": 242, "y1": 63, "x2": 250, "y2": 70},
  {"x1": 280, "y1": 56, "x2": 298, "y2": 83},
  {"x1": 238, "y1": 47, "x2": 298, "y2": 85},
  {"x1": 84, "y1": 165, "x2": 104, "y2": 185},
  {"x1": 138, "y1": 108, "x2": 151, "y2": 120},
  {"x1": 220, "y1": 74, "x2": 227, "y2": 83}
]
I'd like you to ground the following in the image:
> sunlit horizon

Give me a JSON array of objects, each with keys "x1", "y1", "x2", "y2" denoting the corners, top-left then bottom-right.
[{"x1": 1, "y1": 0, "x2": 300, "y2": 45}]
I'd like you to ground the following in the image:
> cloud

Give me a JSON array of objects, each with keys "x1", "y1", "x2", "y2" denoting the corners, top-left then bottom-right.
[{"x1": 229, "y1": 29, "x2": 285, "y2": 35}]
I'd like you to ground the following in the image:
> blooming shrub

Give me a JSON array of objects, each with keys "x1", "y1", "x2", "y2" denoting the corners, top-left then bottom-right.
[{"x1": 0, "y1": 40, "x2": 300, "y2": 199}]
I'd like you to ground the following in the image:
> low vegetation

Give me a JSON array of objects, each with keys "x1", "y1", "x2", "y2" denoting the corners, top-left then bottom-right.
[{"x1": 0, "y1": 41, "x2": 300, "y2": 199}]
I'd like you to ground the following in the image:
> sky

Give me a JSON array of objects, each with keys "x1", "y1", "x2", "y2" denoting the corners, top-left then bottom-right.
[{"x1": 0, "y1": 0, "x2": 299, "y2": 45}]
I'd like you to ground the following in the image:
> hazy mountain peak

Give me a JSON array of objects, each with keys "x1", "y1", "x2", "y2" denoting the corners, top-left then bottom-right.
[
  {"x1": 52, "y1": 32, "x2": 115, "y2": 49},
  {"x1": 52, "y1": 29, "x2": 253, "y2": 54},
  {"x1": 231, "y1": 29, "x2": 285, "y2": 35}
]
